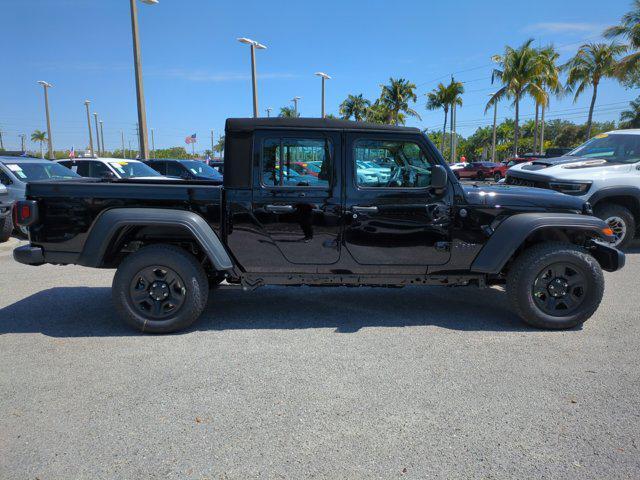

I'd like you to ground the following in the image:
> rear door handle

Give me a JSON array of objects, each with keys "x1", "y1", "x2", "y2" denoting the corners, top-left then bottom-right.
[
  {"x1": 265, "y1": 204, "x2": 295, "y2": 213},
  {"x1": 352, "y1": 205, "x2": 379, "y2": 214}
]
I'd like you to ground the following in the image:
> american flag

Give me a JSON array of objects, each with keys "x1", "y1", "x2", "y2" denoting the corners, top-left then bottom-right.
[
  {"x1": 69, "y1": 146, "x2": 75, "y2": 159},
  {"x1": 185, "y1": 133, "x2": 197, "y2": 145}
]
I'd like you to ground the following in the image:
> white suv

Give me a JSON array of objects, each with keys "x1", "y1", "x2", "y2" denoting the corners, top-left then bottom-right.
[
  {"x1": 506, "y1": 129, "x2": 640, "y2": 248},
  {"x1": 57, "y1": 158, "x2": 168, "y2": 180}
]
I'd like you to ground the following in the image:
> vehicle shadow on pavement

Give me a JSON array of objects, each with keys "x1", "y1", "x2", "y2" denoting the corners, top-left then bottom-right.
[{"x1": 0, "y1": 285, "x2": 536, "y2": 337}]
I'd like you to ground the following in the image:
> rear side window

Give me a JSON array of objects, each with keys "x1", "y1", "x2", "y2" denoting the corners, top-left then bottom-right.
[
  {"x1": 261, "y1": 137, "x2": 331, "y2": 188},
  {"x1": 148, "y1": 161, "x2": 166, "y2": 175},
  {"x1": 90, "y1": 161, "x2": 112, "y2": 178},
  {"x1": 166, "y1": 163, "x2": 184, "y2": 177}
]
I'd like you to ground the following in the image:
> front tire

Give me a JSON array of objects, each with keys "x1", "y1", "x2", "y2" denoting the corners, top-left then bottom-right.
[
  {"x1": 112, "y1": 244, "x2": 209, "y2": 333},
  {"x1": 506, "y1": 242, "x2": 604, "y2": 330},
  {"x1": 0, "y1": 214, "x2": 12, "y2": 242},
  {"x1": 594, "y1": 203, "x2": 635, "y2": 249},
  {"x1": 493, "y1": 172, "x2": 501, "y2": 182}
]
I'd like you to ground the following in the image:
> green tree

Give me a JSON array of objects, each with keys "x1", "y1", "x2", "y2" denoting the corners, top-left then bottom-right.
[
  {"x1": 215, "y1": 135, "x2": 225, "y2": 155},
  {"x1": 563, "y1": 42, "x2": 627, "y2": 139},
  {"x1": 279, "y1": 106, "x2": 299, "y2": 118},
  {"x1": 31, "y1": 130, "x2": 47, "y2": 159},
  {"x1": 604, "y1": 0, "x2": 640, "y2": 81},
  {"x1": 339, "y1": 94, "x2": 371, "y2": 121},
  {"x1": 379, "y1": 78, "x2": 420, "y2": 125},
  {"x1": 620, "y1": 96, "x2": 640, "y2": 128},
  {"x1": 487, "y1": 39, "x2": 546, "y2": 156},
  {"x1": 426, "y1": 79, "x2": 463, "y2": 156},
  {"x1": 365, "y1": 99, "x2": 394, "y2": 125}
]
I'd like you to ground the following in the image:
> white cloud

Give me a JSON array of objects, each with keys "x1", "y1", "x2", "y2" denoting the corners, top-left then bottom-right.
[{"x1": 523, "y1": 22, "x2": 605, "y2": 36}]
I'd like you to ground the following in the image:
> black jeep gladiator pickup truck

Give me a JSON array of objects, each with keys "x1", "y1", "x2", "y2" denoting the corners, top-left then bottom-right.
[{"x1": 13, "y1": 118, "x2": 624, "y2": 333}]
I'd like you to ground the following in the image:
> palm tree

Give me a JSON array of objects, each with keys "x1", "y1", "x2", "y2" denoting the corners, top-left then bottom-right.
[
  {"x1": 365, "y1": 99, "x2": 395, "y2": 125},
  {"x1": 620, "y1": 96, "x2": 640, "y2": 128},
  {"x1": 379, "y1": 78, "x2": 420, "y2": 126},
  {"x1": 604, "y1": 0, "x2": 640, "y2": 79},
  {"x1": 533, "y1": 45, "x2": 563, "y2": 153},
  {"x1": 31, "y1": 130, "x2": 47, "y2": 159},
  {"x1": 279, "y1": 106, "x2": 299, "y2": 118},
  {"x1": 563, "y1": 43, "x2": 627, "y2": 140},
  {"x1": 339, "y1": 94, "x2": 371, "y2": 121},
  {"x1": 486, "y1": 39, "x2": 545, "y2": 156},
  {"x1": 426, "y1": 83, "x2": 449, "y2": 152}
]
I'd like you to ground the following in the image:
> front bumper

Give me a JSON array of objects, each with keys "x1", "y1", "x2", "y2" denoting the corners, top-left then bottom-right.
[
  {"x1": 590, "y1": 241, "x2": 625, "y2": 272},
  {"x1": 13, "y1": 245, "x2": 44, "y2": 266}
]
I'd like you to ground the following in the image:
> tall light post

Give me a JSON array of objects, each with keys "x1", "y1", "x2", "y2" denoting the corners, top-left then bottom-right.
[
  {"x1": 93, "y1": 113, "x2": 101, "y2": 157},
  {"x1": 266, "y1": 107, "x2": 273, "y2": 118},
  {"x1": 292, "y1": 96, "x2": 301, "y2": 117},
  {"x1": 84, "y1": 100, "x2": 95, "y2": 157},
  {"x1": 99, "y1": 120, "x2": 106, "y2": 155},
  {"x1": 130, "y1": 0, "x2": 157, "y2": 160},
  {"x1": 121, "y1": 131, "x2": 126, "y2": 159},
  {"x1": 314, "y1": 72, "x2": 331, "y2": 118},
  {"x1": 237, "y1": 37, "x2": 267, "y2": 118},
  {"x1": 37, "y1": 81, "x2": 54, "y2": 159},
  {"x1": 151, "y1": 128, "x2": 155, "y2": 158},
  {"x1": 489, "y1": 94, "x2": 498, "y2": 163},
  {"x1": 19, "y1": 134, "x2": 26, "y2": 152}
]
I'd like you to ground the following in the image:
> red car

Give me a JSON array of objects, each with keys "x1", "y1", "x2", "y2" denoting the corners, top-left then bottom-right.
[
  {"x1": 290, "y1": 161, "x2": 321, "y2": 177},
  {"x1": 455, "y1": 162, "x2": 503, "y2": 181}
]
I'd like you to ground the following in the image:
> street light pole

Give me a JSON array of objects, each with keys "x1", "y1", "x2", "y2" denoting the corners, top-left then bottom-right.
[
  {"x1": 37, "y1": 81, "x2": 54, "y2": 159},
  {"x1": 292, "y1": 96, "x2": 301, "y2": 117},
  {"x1": 121, "y1": 131, "x2": 126, "y2": 159},
  {"x1": 266, "y1": 107, "x2": 272, "y2": 118},
  {"x1": 130, "y1": 0, "x2": 157, "y2": 160},
  {"x1": 84, "y1": 100, "x2": 95, "y2": 157},
  {"x1": 19, "y1": 134, "x2": 26, "y2": 152},
  {"x1": 314, "y1": 72, "x2": 331, "y2": 118},
  {"x1": 237, "y1": 37, "x2": 267, "y2": 118},
  {"x1": 151, "y1": 128, "x2": 155, "y2": 158},
  {"x1": 100, "y1": 120, "x2": 105, "y2": 155}
]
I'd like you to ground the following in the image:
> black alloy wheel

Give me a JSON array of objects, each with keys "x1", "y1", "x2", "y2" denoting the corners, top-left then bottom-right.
[
  {"x1": 531, "y1": 262, "x2": 587, "y2": 316},
  {"x1": 129, "y1": 266, "x2": 187, "y2": 319}
]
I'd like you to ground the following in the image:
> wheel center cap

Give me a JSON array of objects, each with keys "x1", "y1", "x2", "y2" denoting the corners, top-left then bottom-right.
[
  {"x1": 149, "y1": 282, "x2": 169, "y2": 301},
  {"x1": 547, "y1": 277, "x2": 569, "y2": 298}
]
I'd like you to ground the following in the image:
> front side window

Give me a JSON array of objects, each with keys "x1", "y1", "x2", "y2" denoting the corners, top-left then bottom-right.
[
  {"x1": 2, "y1": 162, "x2": 80, "y2": 181},
  {"x1": 568, "y1": 133, "x2": 640, "y2": 164},
  {"x1": 262, "y1": 137, "x2": 331, "y2": 188},
  {"x1": 353, "y1": 139, "x2": 432, "y2": 188}
]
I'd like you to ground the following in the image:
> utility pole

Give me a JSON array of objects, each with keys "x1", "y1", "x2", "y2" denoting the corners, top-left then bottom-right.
[
  {"x1": 19, "y1": 134, "x2": 26, "y2": 152},
  {"x1": 0, "y1": 130, "x2": 4, "y2": 151},
  {"x1": 37, "y1": 81, "x2": 54, "y2": 159},
  {"x1": 210, "y1": 129, "x2": 215, "y2": 153},
  {"x1": 129, "y1": 0, "x2": 154, "y2": 159},
  {"x1": 151, "y1": 128, "x2": 155, "y2": 158},
  {"x1": 84, "y1": 100, "x2": 95, "y2": 157},
  {"x1": 135, "y1": 122, "x2": 141, "y2": 158},
  {"x1": 121, "y1": 131, "x2": 126, "y2": 159},
  {"x1": 99, "y1": 120, "x2": 105, "y2": 155},
  {"x1": 490, "y1": 97, "x2": 498, "y2": 163},
  {"x1": 93, "y1": 113, "x2": 101, "y2": 157}
]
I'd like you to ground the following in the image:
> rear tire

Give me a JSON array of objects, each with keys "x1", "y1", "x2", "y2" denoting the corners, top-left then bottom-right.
[
  {"x1": 112, "y1": 244, "x2": 209, "y2": 334},
  {"x1": 0, "y1": 214, "x2": 12, "y2": 242},
  {"x1": 506, "y1": 242, "x2": 604, "y2": 330},
  {"x1": 593, "y1": 203, "x2": 635, "y2": 249},
  {"x1": 493, "y1": 172, "x2": 501, "y2": 182}
]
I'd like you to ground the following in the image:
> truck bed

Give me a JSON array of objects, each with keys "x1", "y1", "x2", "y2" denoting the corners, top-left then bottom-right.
[{"x1": 27, "y1": 179, "x2": 223, "y2": 261}]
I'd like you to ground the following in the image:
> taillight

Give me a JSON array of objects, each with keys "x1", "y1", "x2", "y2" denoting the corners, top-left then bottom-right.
[{"x1": 13, "y1": 200, "x2": 39, "y2": 227}]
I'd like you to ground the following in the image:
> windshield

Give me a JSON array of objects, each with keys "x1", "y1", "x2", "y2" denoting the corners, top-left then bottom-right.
[
  {"x1": 108, "y1": 161, "x2": 161, "y2": 178},
  {"x1": 3, "y1": 162, "x2": 80, "y2": 181},
  {"x1": 567, "y1": 133, "x2": 640, "y2": 163},
  {"x1": 180, "y1": 160, "x2": 222, "y2": 179}
]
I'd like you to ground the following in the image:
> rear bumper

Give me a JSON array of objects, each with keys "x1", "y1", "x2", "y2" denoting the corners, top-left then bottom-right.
[{"x1": 13, "y1": 245, "x2": 44, "y2": 266}]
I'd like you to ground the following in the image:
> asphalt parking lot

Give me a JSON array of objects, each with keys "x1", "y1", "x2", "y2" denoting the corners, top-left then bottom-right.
[{"x1": 1, "y1": 238, "x2": 639, "y2": 479}]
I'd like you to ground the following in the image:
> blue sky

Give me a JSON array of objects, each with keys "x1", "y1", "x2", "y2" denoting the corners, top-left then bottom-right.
[{"x1": 1, "y1": 0, "x2": 635, "y2": 153}]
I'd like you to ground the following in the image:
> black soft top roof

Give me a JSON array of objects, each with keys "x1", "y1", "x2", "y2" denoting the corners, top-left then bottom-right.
[{"x1": 225, "y1": 117, "x2": 421, "y2": 133}]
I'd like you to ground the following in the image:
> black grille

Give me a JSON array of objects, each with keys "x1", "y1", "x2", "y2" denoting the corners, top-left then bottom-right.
[{"x1": 505, "y1": 175, "x2": 550, "y2": 189}]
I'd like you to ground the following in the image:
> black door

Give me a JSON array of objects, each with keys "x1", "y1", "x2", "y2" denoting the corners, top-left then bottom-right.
[
  {"x1": 343, "y1": 133, "x2": 451, "y2": 266},
  {"x1": 251, "y1": 130, "x2": 342, "y2": 268}
]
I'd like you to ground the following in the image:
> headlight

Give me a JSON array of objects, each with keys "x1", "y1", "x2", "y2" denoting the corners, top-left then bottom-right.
[{"x1": 548, "y1": 181, "x2": 592, "y2": 195}]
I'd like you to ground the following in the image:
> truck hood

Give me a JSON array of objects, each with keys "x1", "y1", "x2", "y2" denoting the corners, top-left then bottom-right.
[
  {"x1": 509, "y1": 156, "x2": 634, "y2": 180},
  {"x1": 463, "y1": 184, "x2": 585, "y2": 212}
]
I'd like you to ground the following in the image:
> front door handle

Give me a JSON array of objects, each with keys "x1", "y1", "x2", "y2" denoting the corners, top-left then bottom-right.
[
  {"x1": 352, "y1": 205, "x2": 379, "y2": 214},
  {"x1": 265, "y1": 204, "x2": 295, "y2": 213}
]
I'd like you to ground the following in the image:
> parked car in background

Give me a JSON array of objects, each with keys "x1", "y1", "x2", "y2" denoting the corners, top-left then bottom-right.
[
  {"x1": 290, "y1": 161, "x2": 321, "y2": 177},
  {"x1": 58, "y1": 158, "x2": 167, "y2": 180},
  {"x1": 449, "y1": 162, "x2": 467, "y2": 171},
  {"x1": 0, "y1": 184, "x2": 12, "y2": 242},
  {"x1": 455, "y1": 161, "x2": 502, "y2": 181},
  {"x1": 146, "y1": 159, "x2": 223, "y2": 181},
  {"x1": 206, "y1": 159, "x2": 225, "y2": 176},
  {"x1": 507, "y1": 129, "x2": 640, "y2": 248},
  {"x1": 0, "y1": 157, "x2": 80, "y2": 237}
]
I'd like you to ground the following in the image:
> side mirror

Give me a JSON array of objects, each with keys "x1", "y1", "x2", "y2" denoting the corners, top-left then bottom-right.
[{"x1": 430, "y1": 165, "x2": 448, "y2": 190}]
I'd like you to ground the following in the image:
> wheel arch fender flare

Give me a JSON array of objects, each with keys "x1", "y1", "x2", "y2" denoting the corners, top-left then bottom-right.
[
  {"x1": 470, "y1": 213, "x2": 613, "y2": 274},
  {"x1": 587, "y1": 186, "x2": 640, "y2": 218},
  {"x1": 77, "y1": 208, "x2": 234, "y2": 271}
]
